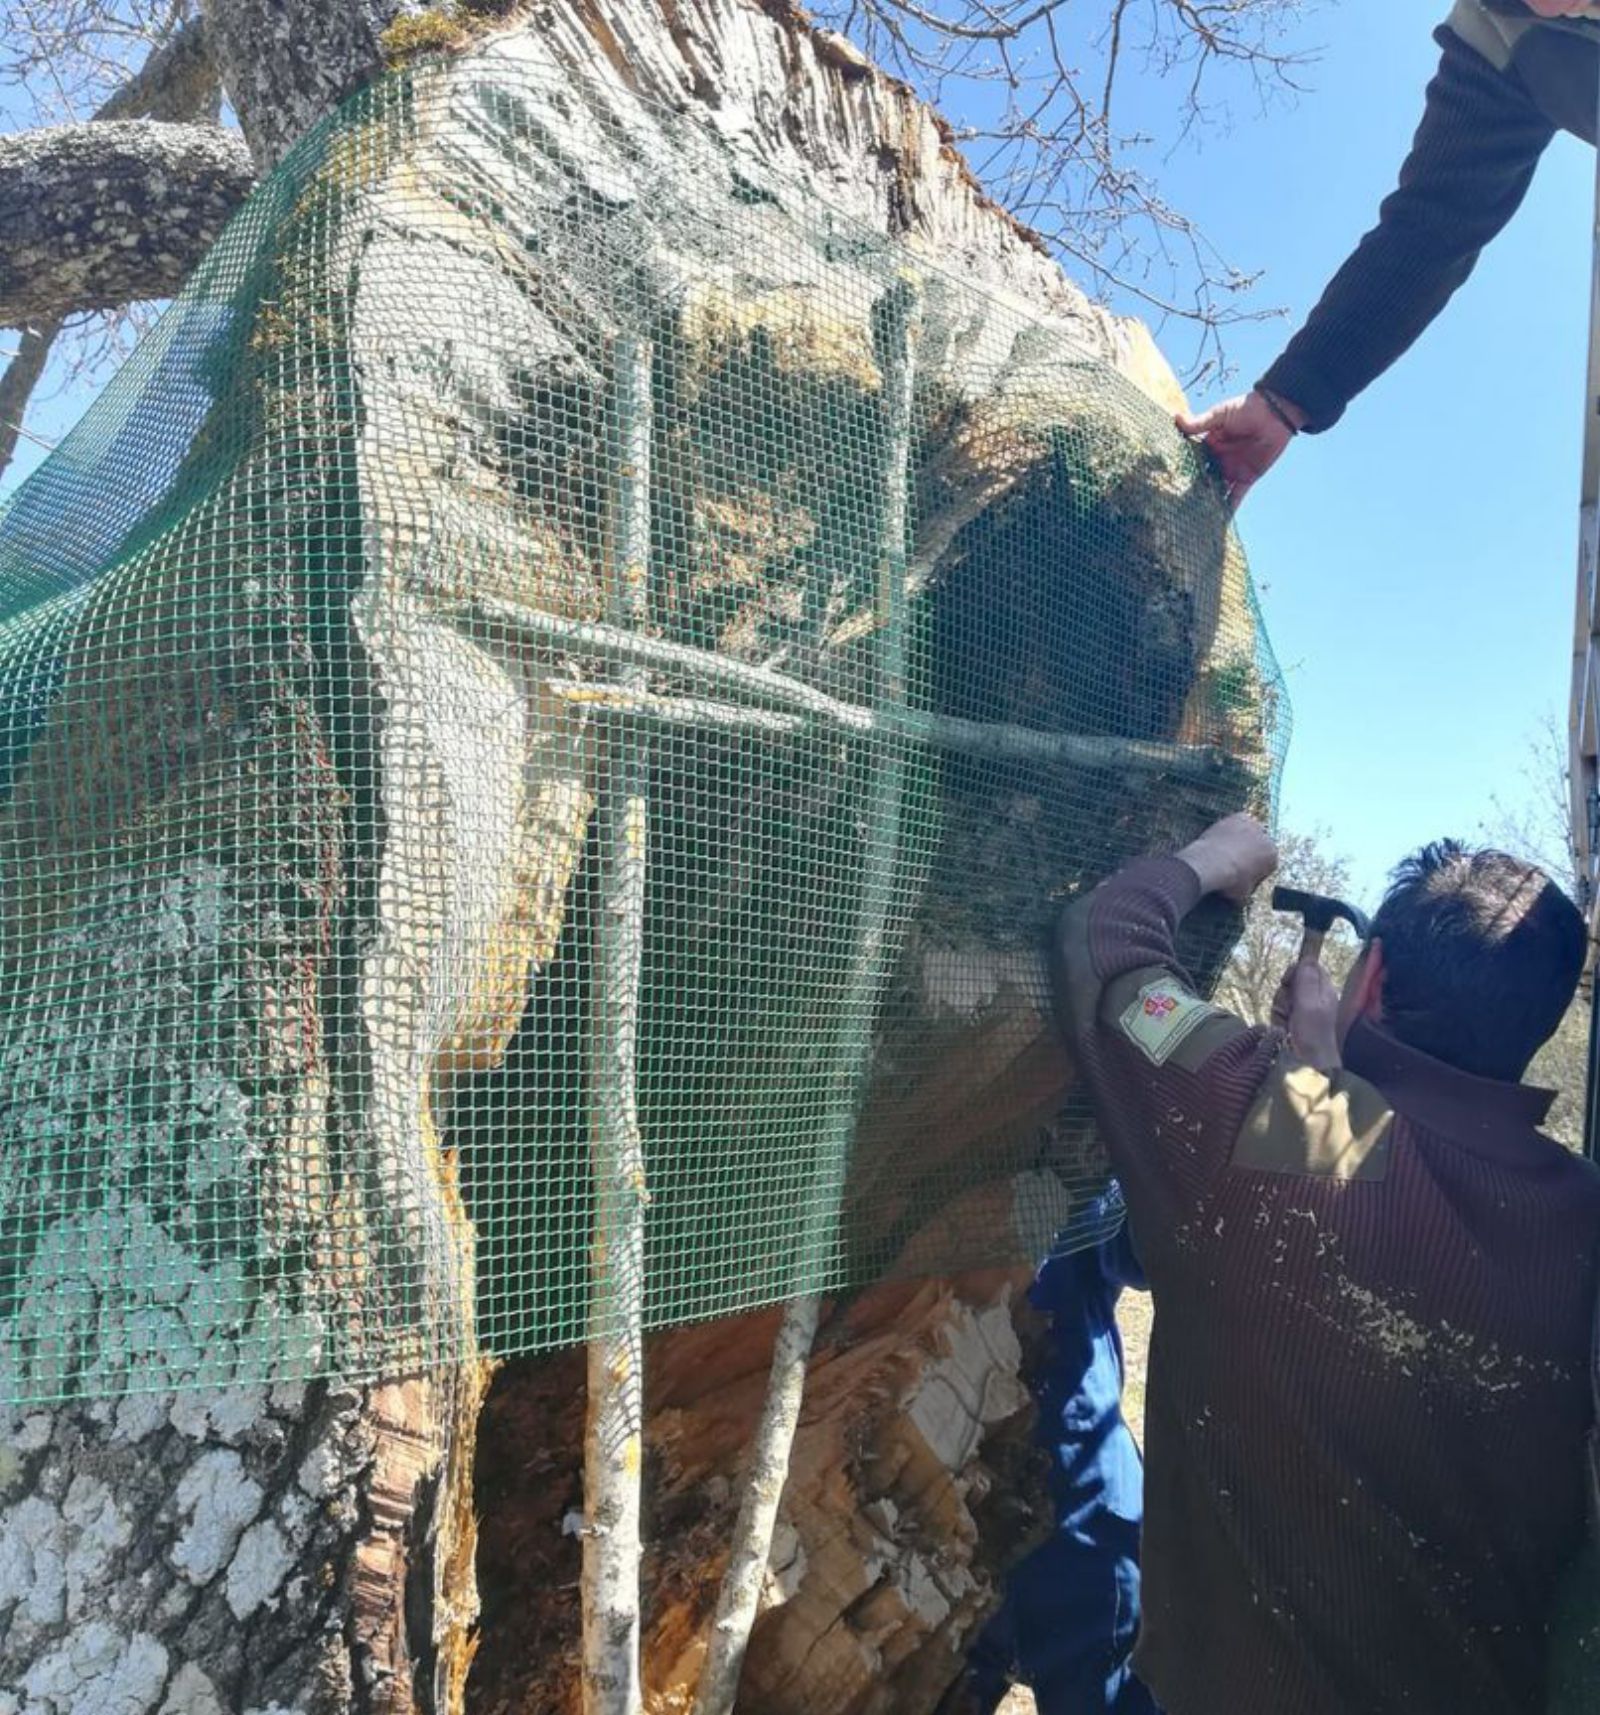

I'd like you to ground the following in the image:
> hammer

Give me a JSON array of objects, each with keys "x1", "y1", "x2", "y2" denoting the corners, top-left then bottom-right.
[{"x1": 1271, "y1": 886, "x2": 1370, "y2": 967}]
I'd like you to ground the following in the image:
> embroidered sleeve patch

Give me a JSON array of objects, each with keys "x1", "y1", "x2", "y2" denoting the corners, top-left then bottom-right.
[{"x1": 1118, "y1": 979, "x2": 1221, "y2": 1067}]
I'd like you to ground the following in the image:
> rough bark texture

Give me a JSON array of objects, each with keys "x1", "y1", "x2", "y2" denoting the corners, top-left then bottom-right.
[
  {"x1": 200, "y1": 0, "x2": 410, "y2": 168},
  {"x1": 0, "y1": 3, "x2": 1268, "y2": 1713},
  {"x1": 0, "y1": 1375, "x2": 483, "y2": 1715},
  {"x1": 98, "y1": 19, "x2": 227, "y2": 125},
  {"x1": 0, "y1": 17, "x2": 226, "y2": 479},
  {"x1": 0, "y1": 121, "x2": 255, "y2": 325}
]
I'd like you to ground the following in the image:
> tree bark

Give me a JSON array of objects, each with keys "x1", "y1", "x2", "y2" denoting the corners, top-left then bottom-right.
[
  {"x1": 99, "y1": 18, "x2": 227, "y2": 125},
  {"x1": 0, "y1": 121, "x2": 255, "y2": 325},
  {"x1": 201, "y1": 0, "x2": 408, "y2": 169},
  {"x1": 0, "y1": 4, "x2": 1269, "y2": 1713}
]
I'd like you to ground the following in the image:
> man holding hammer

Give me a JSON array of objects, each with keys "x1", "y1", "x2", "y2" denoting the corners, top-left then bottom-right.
[{"x1": 1054, "y1": 813, "x2": 1600, "y2": 1714}]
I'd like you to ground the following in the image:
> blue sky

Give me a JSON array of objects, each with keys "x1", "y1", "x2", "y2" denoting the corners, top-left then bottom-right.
[
  {"x1": 3, "y1": 1, "x2": 1593, "y2": 909},
  {"x1": 1095, "y1": 0, "x2": 1593, "y2": 906}
]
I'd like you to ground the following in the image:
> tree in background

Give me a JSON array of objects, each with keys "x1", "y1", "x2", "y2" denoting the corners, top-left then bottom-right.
[
  {"x1": 1217, "y1": 827, "x2": 1360, "y2": 1027},
  {"x1": 1482, "y1": 719, "x2": 1589, "y2": 1150}
]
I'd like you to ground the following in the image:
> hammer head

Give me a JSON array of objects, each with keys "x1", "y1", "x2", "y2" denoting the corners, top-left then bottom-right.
[{"x1": 1272, "y1": 885, "x2": 1371, "y2": 942}]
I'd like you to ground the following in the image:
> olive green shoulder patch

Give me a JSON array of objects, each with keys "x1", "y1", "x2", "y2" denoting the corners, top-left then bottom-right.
[
  {"x1": 1104, "y1": 968, "x2": 1248, "y2": 1072},
  {"x1": 1232, "y1": 1052, "x2": 1394, "y2": 1182}
]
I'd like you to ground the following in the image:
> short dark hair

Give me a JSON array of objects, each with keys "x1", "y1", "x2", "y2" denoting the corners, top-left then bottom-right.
[{"x1": 1369, "y1": 841, "x2": 1585, "y2": 1081}]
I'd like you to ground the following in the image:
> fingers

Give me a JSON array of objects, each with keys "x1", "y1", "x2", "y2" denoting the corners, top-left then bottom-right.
[
  {"x1": 1284, "y1": 957, "x2": 1342, "y2": 1070},
  {"x1": 1176, "y1": 393, "x2": 1245, "y2": 434},
  {"x1": 1291, "y1": 962, "x2": 1338, "y2": 1008}
]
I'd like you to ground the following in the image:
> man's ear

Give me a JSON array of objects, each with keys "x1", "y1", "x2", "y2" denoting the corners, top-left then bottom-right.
[{"x1": 1354, "y1": 937, "x2": 1385, "y2": 1021}]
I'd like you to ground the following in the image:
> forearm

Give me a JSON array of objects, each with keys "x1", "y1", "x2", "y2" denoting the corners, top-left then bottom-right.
[
  {"x1": 1261, "y1": 26, "x2": 1555, "y2": 432},
  {"x1": 1054, "y1": 855, "x2": 1273, "y2": 1203},
  {"x1": 1057, "y1": 857, "x2": 1205, "y2": 1026}
]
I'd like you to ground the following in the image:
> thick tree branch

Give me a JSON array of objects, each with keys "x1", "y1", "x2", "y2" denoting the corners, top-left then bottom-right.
[
  {"x1": 203, "y1": 0, "x2": 405, "y2": 169},
  {"x1": 98, "y1": 16, "x2": 222, "y2": 123},
  {"x1": 0, "y1": 119, "x2": 254, "y2": 325},
  {"x1": 0, "y1": 19, "x2": 229, "y2": 484}
]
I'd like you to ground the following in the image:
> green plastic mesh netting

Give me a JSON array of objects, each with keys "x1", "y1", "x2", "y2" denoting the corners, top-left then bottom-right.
[{"x1": 0, "y1": 49, "x2": 1287, "y2": 1406}]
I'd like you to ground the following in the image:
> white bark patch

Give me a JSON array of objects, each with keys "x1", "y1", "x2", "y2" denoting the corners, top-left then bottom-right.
[
  {"x1": 20, "y1": 1622, "x2": 167, "y2": 1715},
  {"x1": 158, "y1": 1664, "x2": 225, "y2": 1715},
  {"x1": 13, "y1": 1417, "x2": 51, "y2": 1454},
  {"x1": 295, "y1": 1438, "x2": 342, "y2": 1501},
  {"x1": 170, "y1": 1449, "x2": 263, "y2": 1585},
  {"x1": 225, "y1": 1519, "x2": 293, "y2": 1619},
  {"x1": 60, "y1": 1475, "x2": 131, "y2": 1620},
  {"x1": 0, "y1": 1496, "x2": 66, "y2": 1628},
  {"x1": 168, "y1": 1386, "x2": 267, "y2": 1446},
  {"x1": 111, "y1": 1392, "x2": 169, "y2": 1445}
]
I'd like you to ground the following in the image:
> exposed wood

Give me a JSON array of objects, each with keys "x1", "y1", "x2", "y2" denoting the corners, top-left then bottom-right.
[{"x1": 471, "y1": 1199, "x2": 1062, "y2": 1715}]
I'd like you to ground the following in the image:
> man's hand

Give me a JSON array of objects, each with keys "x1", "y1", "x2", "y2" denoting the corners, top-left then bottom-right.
[
  {"x1": 1176, "y1": 813, "x2": 1278, "y2": 904},
  {"x1": 1176, "y1": 389, "x2": 1307, "y2": 508},
  {"x1": 1284, "y1": 960, "x2": 1341, "y2": 1072},
  {"x1": 1527, "y1": 0, "x2": 1593, "y2": 15}
]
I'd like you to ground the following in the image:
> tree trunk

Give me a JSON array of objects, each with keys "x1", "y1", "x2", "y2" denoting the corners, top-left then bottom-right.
[{"x1": 0, "y1": 4, "x2": 1271, "y2": 1713}]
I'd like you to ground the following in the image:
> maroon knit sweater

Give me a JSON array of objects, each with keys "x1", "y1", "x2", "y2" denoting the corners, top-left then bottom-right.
[{"x1": 1056, "y1": 856, "x2": 1600, "y2": 1715}]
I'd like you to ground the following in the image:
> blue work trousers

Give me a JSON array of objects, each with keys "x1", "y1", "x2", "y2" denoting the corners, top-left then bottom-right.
[{"x1": 969, "y1": 1200, "x2": 1159, "y2": 1715}]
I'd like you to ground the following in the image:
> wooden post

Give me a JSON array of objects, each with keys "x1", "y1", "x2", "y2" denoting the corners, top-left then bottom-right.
[
  {"x1": 583, "y1": 334, "x2": 654, "y2": 1715},
  {"x1": 466, "y1": 599, "x2": 1233, "y2": 779},
  {"x1": 693, "y1": 278, "x2": 923, "y2": 1715}
]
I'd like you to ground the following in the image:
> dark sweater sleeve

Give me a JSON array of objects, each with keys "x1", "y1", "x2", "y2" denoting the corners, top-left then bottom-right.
[
  {"x1": 1056, "y1": 857, "x2": 1279, "y2": 1210},
  {"x1": 1259, "y1": 26, "x2": 1556, "y2": 433}
]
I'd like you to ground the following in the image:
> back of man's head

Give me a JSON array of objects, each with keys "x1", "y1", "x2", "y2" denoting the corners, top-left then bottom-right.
[{"x1": 1369, "y1": 841, "x2": 1585, "y2": 1082}]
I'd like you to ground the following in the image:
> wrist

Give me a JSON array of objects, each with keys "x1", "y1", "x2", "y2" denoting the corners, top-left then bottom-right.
[
  {"x1": 1256, "y1": 387, "x2": 1308, "y2": 436},
  {"x1": 1176, "y1": 841, "x2": 1229, "y2": 899},
  {"x1": 1293, "y1": 1027, "x2": 1342, "y2": 1072}
]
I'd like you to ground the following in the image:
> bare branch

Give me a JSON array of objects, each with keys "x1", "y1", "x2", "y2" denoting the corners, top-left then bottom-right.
[
  {"x1": 0, "y1": 119, "x2": 253, "y2": 325},
  {"x1": 0, "y1": 321, "x2": 62, "y2": 484},
  {"x1": 0, "y1": 0, "x2": 203, "y2": 124},
  {"x1": 812, "y1": 0, "x2": 1317, "y2": 377}
]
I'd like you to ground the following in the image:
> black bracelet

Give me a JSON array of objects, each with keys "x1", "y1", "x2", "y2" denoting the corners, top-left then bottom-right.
[{"x1": 1258, "y1": 388, "x2": 1301, "y2": 437}]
